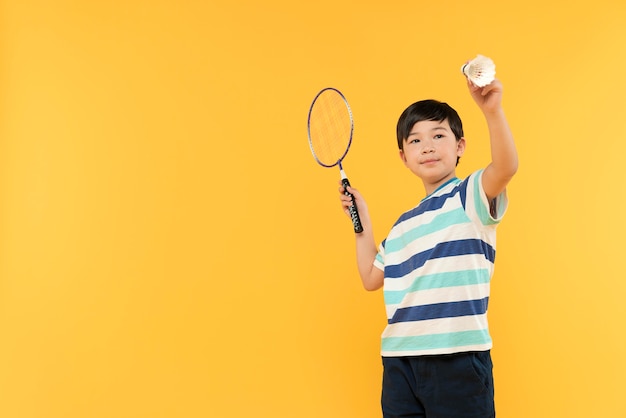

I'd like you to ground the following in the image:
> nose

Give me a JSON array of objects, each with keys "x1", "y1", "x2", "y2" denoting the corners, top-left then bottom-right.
[{"x1": 421, "y1": 141, "x2": 435, "y2": 153}]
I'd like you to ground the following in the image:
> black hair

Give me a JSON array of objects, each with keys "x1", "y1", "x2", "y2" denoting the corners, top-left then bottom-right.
[{"x1": 396, "y1": 99, "x2": 464, "y2": 150}]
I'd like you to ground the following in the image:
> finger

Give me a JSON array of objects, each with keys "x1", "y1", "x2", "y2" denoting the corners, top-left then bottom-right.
[
  {"x1": 339, "y1": 184, "x2": 353, "y2": 194},
  {"x1": 481, "y1": 79, "x2": 501, "y2": 96},
  {"x1": 344, "y1": 185, "x2": 358, "y2": 196},
  {"x1": 341, "y1": 192, "x2": 355, "y2": 202},
  {"x1": 467, "y1": 78, "x2": 480, "y2": 91},
  {"x1": 482, "y1": 85, "x2": 498, "y2": 97}
]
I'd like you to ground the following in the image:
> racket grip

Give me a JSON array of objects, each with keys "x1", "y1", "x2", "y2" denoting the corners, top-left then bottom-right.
[{"x1": 342, "y1": 178, "x2": 364, "y2": 234}]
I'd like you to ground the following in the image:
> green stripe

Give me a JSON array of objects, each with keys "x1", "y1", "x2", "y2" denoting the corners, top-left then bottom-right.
[
  {"x1": 473, "y1": 171, "x2": 499, "y2": 226},
  {"x1": 384, "y1": 269, "x2": 490, "y2": 305},
  {"x1": 385, "y1": 208, "x2": 469, "y2": 254},
  {"x1": 382, "y1": 329, "x2": 491, "y2": 352}
]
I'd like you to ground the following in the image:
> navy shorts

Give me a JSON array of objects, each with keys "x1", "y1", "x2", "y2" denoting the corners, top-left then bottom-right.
[{"x1": 381, "y1": 351, "x2": 495, "y2": 418}]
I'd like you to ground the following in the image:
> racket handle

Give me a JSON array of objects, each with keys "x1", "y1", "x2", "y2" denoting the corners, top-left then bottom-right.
[{"x1": 342, "y1": 178, "x2": 363, "y2": 234}]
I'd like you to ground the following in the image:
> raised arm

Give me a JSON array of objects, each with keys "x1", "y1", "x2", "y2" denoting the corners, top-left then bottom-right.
[
  {"x1": 467, "y1": 78, "x2": 519, "y2": 201},
  {"x1": 338, "y1": 183, "x2": 384, "y2": 291}
]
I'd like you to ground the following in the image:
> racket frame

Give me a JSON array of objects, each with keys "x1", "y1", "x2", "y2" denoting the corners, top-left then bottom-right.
[{"x1": 307, "y1": 87, "x2": 363, "y2": 234}]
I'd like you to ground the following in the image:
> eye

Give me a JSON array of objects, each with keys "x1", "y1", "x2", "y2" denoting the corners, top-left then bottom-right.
[
  {"x1": 409, "y1": 138, "x2": 420, "y2": 144},
  {"x1": 434, "y1": 134, "x2": 444, "y2": 140}
]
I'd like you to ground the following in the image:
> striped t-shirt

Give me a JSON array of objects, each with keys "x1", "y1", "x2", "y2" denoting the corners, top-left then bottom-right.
[{"x1": 373, "y1": 170, "x2": 508, "y2": 357}]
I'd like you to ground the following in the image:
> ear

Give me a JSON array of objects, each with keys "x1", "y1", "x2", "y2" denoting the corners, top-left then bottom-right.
[
  {"x1": 457, "y1": 137, "x2": 466, "y2": 157},
  {"x1": 399, "y1": 149, "x2": 408, "y2": 165}
]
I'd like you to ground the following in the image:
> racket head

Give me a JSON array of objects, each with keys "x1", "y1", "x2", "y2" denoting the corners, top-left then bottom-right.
[{"x1": 307, "y1": 87, "x2": 354, "y2": 168}]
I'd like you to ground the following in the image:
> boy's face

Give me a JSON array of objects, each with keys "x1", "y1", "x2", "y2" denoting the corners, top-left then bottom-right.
[{"x1": 399, "y1": 118, "x2": 466, "y2": 194}]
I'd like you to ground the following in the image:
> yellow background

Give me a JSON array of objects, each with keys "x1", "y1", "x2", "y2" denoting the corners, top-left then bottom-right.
[{"x1": 1, "y1": 1, "x2": 625, "y2": 417}]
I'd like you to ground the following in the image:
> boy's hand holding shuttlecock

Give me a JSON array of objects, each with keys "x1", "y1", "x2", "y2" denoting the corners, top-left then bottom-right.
[{"x1": 462, "y1": 54, "x2": 503, "y2": 115}]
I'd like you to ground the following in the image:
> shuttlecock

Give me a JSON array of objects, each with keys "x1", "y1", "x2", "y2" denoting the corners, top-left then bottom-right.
[{"x1": 461, "y1": 55, "x2": 496, "y2": 87}]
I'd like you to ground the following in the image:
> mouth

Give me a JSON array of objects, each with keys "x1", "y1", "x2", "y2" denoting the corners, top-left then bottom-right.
[{"x1": 421, "y1": 159, "x2": 439, "y2": 165}]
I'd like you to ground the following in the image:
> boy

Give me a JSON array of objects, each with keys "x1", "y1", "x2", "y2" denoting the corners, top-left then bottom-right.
[{"x1": 339, "y1": 77, "x2": 518, "y2": 417}]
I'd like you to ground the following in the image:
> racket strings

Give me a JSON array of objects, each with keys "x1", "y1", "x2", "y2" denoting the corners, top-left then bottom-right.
[{"x1": 308, "y1": 91, "x2": 352, "y2": 167}]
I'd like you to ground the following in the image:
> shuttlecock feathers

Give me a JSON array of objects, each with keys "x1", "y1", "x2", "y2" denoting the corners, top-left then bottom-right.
[{"x1": 461, "y1": 55, "x2": 496, "y2": 87}]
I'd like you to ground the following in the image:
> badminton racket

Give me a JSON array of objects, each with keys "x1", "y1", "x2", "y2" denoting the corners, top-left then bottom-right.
[{"x1": 307, "y1": 87, "x2": 363, "y2": 233}]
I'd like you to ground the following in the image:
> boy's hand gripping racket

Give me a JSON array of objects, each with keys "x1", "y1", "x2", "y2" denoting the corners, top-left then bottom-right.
[{"x1": 307, "y1": 87, "x2": 363, "y2": 233}]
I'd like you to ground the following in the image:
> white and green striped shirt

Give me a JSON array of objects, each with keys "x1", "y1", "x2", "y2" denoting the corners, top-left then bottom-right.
[{"x1": 374, "y1": 170, "x2": 508, "y2": 357}]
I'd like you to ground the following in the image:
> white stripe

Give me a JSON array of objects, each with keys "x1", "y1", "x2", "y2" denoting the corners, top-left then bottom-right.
[
  {"x1": 384, "y1": 283, "x2": 490, "y2": 319},
  {"x1": 383, "y1": 254, "x2": 493, "y2": 291},
  {"x1": 393, "y1": 196, "x2": 460, "y2": 232},
  {"x1": 381, "y1": 343, "x2": 492, "y2": 357},
  {"x1": 384, "y1": 222, "x2": 493, "y2": 267}
]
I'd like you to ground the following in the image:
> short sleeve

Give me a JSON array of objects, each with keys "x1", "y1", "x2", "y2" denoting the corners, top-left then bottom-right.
[
  {"x1": 373, "y1": 241, "x2": 385, "y2": 271},
  {"x1": 465, "y1": 169, "x2": 509, "y2": 226}
]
